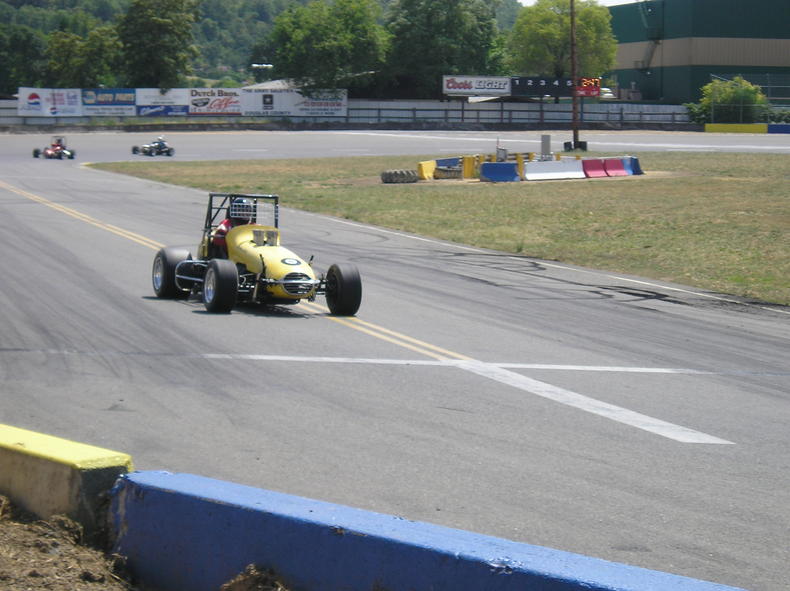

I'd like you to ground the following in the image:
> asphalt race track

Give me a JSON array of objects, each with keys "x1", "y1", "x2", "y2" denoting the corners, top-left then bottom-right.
[{"x1": 1, "y1": 130, "x2": 789, "y2": 590}]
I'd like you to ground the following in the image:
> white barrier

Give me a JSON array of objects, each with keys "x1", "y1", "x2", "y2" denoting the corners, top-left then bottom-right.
[{"x1": 524, "y1": 159, "x2": 586, "y2": 181}]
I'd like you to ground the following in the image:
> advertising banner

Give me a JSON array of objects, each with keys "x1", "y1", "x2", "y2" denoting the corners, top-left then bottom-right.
[
  {"x1": 241, "y1": 88, "x2": 347, "y2": 117},
  {"x1": 17, "y1": 88, "x2": 82, "y2": 117},
  {"x1": 188, "y1": 88, "x2": 243, "y2": 116},
  {"x1": 442, "y1": 76, "x2": 511, "y2": 96},
  {"x1": 82, "y1": 88, "x2": 136, "y2": 116},
  {"x1": 136, "y1": 88, "x2": 190, "y2": 116}
]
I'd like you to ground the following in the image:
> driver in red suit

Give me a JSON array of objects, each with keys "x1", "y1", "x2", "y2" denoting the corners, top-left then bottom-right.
[{"x1": 212, "y1": 197, "x2": 254, "y2": 257}]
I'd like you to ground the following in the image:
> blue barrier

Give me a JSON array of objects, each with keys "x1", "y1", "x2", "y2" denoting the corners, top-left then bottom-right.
[
  {"x1": 435, "y1": 157, "x2": 461, "y2": 167},
  {"x1": 628, "y1": 156, "x2": 644, "y2": 175},
  {"x1": 480, "y1": 161, "x2": 520, "y2": 182},
  {"x1": 767, "y1": 123, "x2": 790, "y2": 134},
  {"x1": 111, "y1": 471, "x2": 747, "y2": 591}
]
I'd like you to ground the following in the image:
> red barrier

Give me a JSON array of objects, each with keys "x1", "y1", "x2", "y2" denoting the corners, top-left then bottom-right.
[
  {"x1": 582, "y1": 158, "x2": 607, "y2": 178},
  {"x1": 603, "y1": 158, "x2": 628, "y2": 176}
]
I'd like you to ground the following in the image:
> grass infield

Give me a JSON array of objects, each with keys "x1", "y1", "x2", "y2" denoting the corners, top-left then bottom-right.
[{"x1": 91, "y1": 152, "x2": 790, "y2": 306}]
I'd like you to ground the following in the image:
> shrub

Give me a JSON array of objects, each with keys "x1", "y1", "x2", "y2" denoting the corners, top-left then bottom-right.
[{"x1": 685, "y1": 76, "x2": 770, "y2": 124}]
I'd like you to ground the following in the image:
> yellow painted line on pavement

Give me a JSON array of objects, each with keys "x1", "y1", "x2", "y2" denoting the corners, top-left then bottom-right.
[
  {"x1": 300, "y1": 301, "x2": 472, "y2": 361},
  {"x1": 0, "y1": 179, "x2": 163, "y2": 250}
]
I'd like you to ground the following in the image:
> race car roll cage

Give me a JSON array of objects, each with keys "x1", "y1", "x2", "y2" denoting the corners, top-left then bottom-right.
[{"x1": 173, "y1": 192, "x2": 323, "y2": 300}]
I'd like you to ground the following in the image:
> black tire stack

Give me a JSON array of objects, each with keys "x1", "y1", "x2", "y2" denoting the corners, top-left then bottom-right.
[{"x1": 380, "y1": 169, "x2": 419, "y2": 184}]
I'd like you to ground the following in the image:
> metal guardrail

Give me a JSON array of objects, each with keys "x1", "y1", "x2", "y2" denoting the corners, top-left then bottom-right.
[
  {"x1": 0, "y1": 100, "x2": 692, "y2": 128},
  {"x1": 340, "y1": 105, "x2": 690, "y2": 125}
]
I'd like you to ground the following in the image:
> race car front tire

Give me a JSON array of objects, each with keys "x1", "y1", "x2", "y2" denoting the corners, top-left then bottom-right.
[
  {"x1": 325, "y1": 263, "x2": 362, "y2": 316},
  {"x1": 203, "y1": 259, "x2": 238, "y2": 313},
  {"x1": 132, "y1": 146, "x2": 139, "y2": 154},
  {"x1": 152, "y1": 247, "x2": 192, "y2": 299},
  {"x1": 33, "y1": 149, "x2": 40, "y2": 158}
]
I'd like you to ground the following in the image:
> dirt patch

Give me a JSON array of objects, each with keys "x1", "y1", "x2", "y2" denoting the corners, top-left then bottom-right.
[
  {"x1": 220, "y1": 563, "x2": 290, "y2": 591},
  {"x1": 0, "y1": 496, "x2": 134, "y2": 590}
]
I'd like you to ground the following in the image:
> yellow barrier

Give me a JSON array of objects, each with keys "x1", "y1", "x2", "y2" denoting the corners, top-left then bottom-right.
[
  {"x1": 516, "y1": 153, "x2": 525, "y2": 179},
  {"x1": 705, "y1": 123, "x2": 768, "y2": 133},
  {"x1": 417, "y1": 160, "x2": 437, "y2": 180},
  {"x1": 0, "y1": 424, "x2": 132, "y2": 541},
  {"x1": 462, "y1": 156, "x2": 477, "y2": 179}
]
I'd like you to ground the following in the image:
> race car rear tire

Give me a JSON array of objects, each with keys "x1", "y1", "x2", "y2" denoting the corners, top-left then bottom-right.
[
  {"x1": 68, "y1": 150, "x2": 75, "y2": 160},
  {"x1": 203, "y1": 259, "x2": 238, "y2": 314},
  {"x1": 33, "y1": 149, "x2": 40, "y2": 158},
  {"x1": 152, "y1": 247, "x2": 192, "y2": 299},
  {"x1": 132, "y1": 146, "x2": 139, "y2": 154},
  {"x1": 325, "y1": 263, "x2": 362, "y2": 316}
]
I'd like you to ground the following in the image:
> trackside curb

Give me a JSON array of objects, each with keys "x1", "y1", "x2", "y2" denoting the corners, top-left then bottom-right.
[
  {"x1": 0, "y1": 424, "x2": 133, "y2": 543},
  {"x1": 110, "y1": 470, "x2": 748, "y2": 591}
]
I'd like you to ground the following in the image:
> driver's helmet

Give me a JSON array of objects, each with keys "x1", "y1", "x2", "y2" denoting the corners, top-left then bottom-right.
[
  {"x1": 156, "y1": 136, "x2": 165, "y2": 143},
  {"x1": 229, "y1": 197, "x2": 254, "y2": 222}
]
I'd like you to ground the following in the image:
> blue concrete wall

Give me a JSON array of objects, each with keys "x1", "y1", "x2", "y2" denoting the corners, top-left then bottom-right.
[{"x1": 111, "y1": 471, "x2": 747, "y2": 591}]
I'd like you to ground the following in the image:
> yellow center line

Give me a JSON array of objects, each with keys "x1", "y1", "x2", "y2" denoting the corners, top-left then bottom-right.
[
  {"x1": 0, "y1": 179, "x2": 164, "y2": 250},
  {"x1": 1, "y1": 179, "x2": 465, "y2": 361},
  {"x1": 299, "y1": 301, "x2": 472, "y2": 361}
]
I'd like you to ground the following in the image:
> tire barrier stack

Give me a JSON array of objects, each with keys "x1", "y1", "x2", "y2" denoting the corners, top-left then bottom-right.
[
  {"x1": 380, "y1": 169, "x2": 419, "y2": 183},
  {"x1": 386, "y1": 153, "x2": 645, "y2": 184},
  {"x1": 1, "y1": 424, "x2": 748, "y2": 591}
]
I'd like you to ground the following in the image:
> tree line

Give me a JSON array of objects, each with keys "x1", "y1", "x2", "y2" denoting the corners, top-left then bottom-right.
[{"x1": 0, "y1": 0, "x2": 617, "y2": 99}]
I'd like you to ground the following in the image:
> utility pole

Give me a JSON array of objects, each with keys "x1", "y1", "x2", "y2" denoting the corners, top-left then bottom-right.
[{"x1": 570, "y1": 0, "x2": 580, "y2": 148}]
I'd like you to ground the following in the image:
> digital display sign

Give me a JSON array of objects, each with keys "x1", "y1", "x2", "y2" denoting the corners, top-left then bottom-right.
[{"x1": 511, "y1": 77, "x2": 575, "y2": 97}]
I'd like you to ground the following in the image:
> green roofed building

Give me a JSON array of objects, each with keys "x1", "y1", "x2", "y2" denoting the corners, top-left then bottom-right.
[{"x1": 608, "y1": 0, "x2": 790, "y2": 104}]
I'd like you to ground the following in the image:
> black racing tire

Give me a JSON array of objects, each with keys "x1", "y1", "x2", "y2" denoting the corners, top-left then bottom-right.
[
  {"x1": 57, "y1": 151, "x2": 63, "y2": 159},
  {"x1": 325, "y1": 264, "x2": 362, "y2": 316},
  {"x1": 167, "y1": 147, "x2": 174, "y2": 156},
  {"x1": 33, "y1": 148, "x2": 40, "y2": 158},
  {"x1": 132, "y1": 146, "x2": 139, "y2": 154},
  {"x1": 68, "y1": 150, "x2": 75, "y2": 160},
  {"x1": 381, "y1": 169, "x2": 418, "y2": 184},
  {"x1": 203, "y1": 259, "x2": 238, "y2": 313},
  {"x1": 152, "y1": 247, "x2": 192, "y2": 299}
]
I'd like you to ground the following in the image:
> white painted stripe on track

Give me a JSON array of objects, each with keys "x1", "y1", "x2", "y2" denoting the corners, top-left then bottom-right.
[
  {"x1": 198, "y1": 352, "x2": 736, "y2": 444},
  {"x1": 451, "y1": 360, "x2": 735, "y2": 445}
]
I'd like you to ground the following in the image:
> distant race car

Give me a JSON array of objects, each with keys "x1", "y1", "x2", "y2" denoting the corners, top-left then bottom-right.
[
  {"x1": 152, "y1": 192, "x2": 362, "y2": 315},
  {"x1": 132, "y1": 136, "x2": 174, "y2": 157},
  {"x1": 33, "y1": 136, "x2": 75, "y2": 159}
]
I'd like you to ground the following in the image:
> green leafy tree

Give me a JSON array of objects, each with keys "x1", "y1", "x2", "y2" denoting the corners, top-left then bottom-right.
[
  {"x1": 0, "y1": 23, "x2": 47, "y2": 94},
  {"x1": 117, "y1": 0, "x2": 199, "y2": 90},
  {"x1": 383, "y1": 0, "x2": 501, "y2": 98},
  {"x1": 262, "y1": 0, "x2": 389, "y2": 93},
  {"x1": 685, "y1": 76, "x2": 770, "y2": 124},
  {"x1": 495, "y1": 0, "x2": 522, "y2": 31},
  {"x1": 43, "y1": 26, "x2": 122, "y2": 88},
  {"x1": 507, "y1": 0, "x2": 616, "y2": 78}
]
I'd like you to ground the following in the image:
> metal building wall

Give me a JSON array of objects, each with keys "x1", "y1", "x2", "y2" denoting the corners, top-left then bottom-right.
[{"x1": 608, "y1": 0, "x2": 790, "y2": 103}]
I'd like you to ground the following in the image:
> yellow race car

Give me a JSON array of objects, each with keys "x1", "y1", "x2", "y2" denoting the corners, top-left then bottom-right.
[{"x1": 152, "y1": 193, "x2": 361, "y2": 315}]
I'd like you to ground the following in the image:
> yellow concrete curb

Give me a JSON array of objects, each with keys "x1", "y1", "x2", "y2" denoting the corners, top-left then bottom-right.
[{"x1": 0, "y1": 424, "x2": 133, "y2": 542}]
